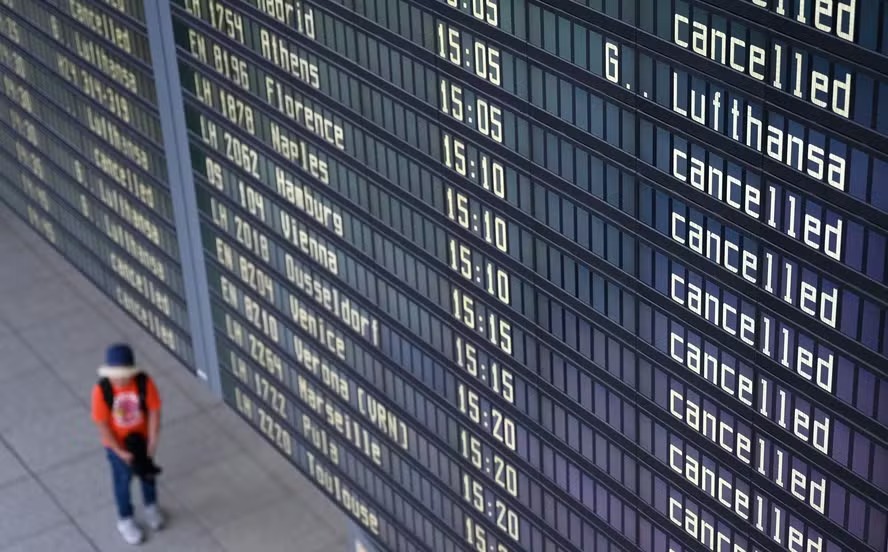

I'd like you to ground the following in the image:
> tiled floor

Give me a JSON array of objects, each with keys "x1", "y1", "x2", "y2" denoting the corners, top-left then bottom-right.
[{"x1": 0, "y1": 206, "x2": 351, "y2": 551}]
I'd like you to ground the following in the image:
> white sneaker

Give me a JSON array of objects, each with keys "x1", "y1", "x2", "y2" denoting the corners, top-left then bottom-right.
[
  {"x1": 116, "y1": 517, "x2": 144, "y2": 545},
  {"x1": 144, "y1": 504, "x2": 165, "y2": 531}
]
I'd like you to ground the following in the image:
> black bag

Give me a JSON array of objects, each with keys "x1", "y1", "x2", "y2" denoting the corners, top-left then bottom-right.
[{"x1": 123, "y1": 433, "x2": 162, "y2": 480}]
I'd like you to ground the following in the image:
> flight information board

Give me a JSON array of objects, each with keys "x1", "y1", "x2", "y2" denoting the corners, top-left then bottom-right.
[
  {"x1": 0, "y1": 0, "x2": 194, "y2": 366},
  {"x1": 170, "y1": 0, "x2": 888, "y2": 550},
  {"x1": 4, "y1": 1, "x2": 888, "y2": 551}
]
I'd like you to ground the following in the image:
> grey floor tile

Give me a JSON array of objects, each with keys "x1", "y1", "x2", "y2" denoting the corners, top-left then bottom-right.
[
  {"x1": 0, "y1": 523, "x2": 97, "y2": 552},
  {"x1": 140, "y1": 531, "x2": 226, "y2": 552},
  {"x1": 0, "y1": 245, "x2": 33, "y2": 269},
  {"x1": 35, "y1": 245, "x2": 82, "y2": 275},
  {"x1": 164, "y1": 366, "x2": 218, "y2": 409},
  {"x1": 47, "y1": 349, "x2": 111, "y2": 405},
  {"x1": 232, "y1": 429, "x2": 342, "y2": 527},
  {"x1": 0, "y1": 478, "x2": 67, "y2": 548},
  {"x1": 166, "y1": 452, "x2": 288, "y2": 529},
  {"x1": 0, "y1": 248, "x2": 46, "y2": 280},
  {"x1": 148, "y1": 371, "x2": 201, "y2": 425},
  {"x1": 208, "y1": 406, "x2": 326, "y2": 506},
  {"x1": 74, "y1": 489, "x2": 205, "y2": 552},
  {"x1": 151, "y1": 412, "x2": 242, "y2": 480},
  {"x1": 0, "y1": 209, "x2": 29, "y2": 234},
  {"x1": 293, "y1": 478, "x2": 351, "y2": 536},
  {"x1": 0, "y1": 333, "x2": 47, "y2": 385},
  {"x1": 225, "y1": 438, "x2": 348, "y2": 532},
  {"x1": 0, "y1": 265, "x2": 60, "y2": 306},
  {"x1": 0, "y1": 277, "x2": 80, "y2": 327},
  {"x1": 11, "y1": 231, "x2": 58, "y2": 258},
  {"x1": 39, "y1": 452, "x2": 116, "y2": 517},
  {"x1": 128, "y1": 333, "x2": 186, "y2": 376},
  {"x1": 0, "y1": 232, "x2": 27, "y2": 258},
  {"x1": 2, "y1": 405, "x2": 96, "y2": 474},
  {"x1": 17, "y1": 307, "x2": 124, "y2": 368},
  {"x1": 0, "y1": 370, "x2": 79, "y2": 432},
  {"x1": 253, "y1": 444, "x2": 323, "y2": 497},
  {"x1": 208, "y1": 404, "x2": 266, "y2": 452},
  {"x1": 91, "y1": 303, "x2": 150, "y2": 343},
  {"x1": 64, "y1": 270, "x2": 113, "y2": 307},
  {"x1": 0, "y1": 441, "x2": 27, "y2": 489},
  {"x1": 211, "y1": 496, "x2": 342, "y2": 552},
  {"x1": 9, "y1": 217, "x2": 53, "y2": 244},
  {"x1": 7, "y1": 233, "x2": 48, "y2": 255}
]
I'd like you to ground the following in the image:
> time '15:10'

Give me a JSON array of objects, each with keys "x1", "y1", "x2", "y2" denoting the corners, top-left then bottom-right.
[
  {"x1": 443, "y1": 134, "x2": 507, "y2": 202},
  {"x1": 445, "y1": 187, "x2": 508, "y2": 254},
  {"x1": 449, "y1": 237, "x2": 510, "y2": 305}
]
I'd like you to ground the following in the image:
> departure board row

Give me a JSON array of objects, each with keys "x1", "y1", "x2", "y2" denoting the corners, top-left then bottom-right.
[{"x1": 1, "y1": 1, "x2": 886, "y2": 552}]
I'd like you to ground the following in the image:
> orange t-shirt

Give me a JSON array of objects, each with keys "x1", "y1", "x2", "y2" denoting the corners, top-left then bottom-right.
[{"x1": 91, "y1": 376, "x2": 161, "y2": 448}]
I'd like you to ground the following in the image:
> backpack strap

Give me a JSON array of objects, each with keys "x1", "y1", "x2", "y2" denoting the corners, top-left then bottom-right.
[
  {"x1": 98, "y1": 377, "x2": 114, "y2": 411},
  {"x1": 98, "y1": 374, "x2": 149, "y2": 415},
  {"x1": 135, "y1": 372, "x2": 148, "y2": 416}
]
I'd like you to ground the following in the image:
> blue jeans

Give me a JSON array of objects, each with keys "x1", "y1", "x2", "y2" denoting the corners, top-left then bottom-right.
[{"x1": 106, "y1": 448, "x2": 156, "y2": 519}]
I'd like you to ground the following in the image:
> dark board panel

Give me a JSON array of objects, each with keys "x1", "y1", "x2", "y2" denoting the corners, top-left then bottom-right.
[
  {"x1": 170, "y1": 0, "x2": 888, "y2": 550},
  {"x1": 0, "y1": 0, "x2": 194, "y2": 366}
]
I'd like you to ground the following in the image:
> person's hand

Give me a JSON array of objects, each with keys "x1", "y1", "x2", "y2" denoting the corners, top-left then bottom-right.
[
  {"x1": 117, "y1": 449, "x2": 134, "y2": 464},
  {"x1": 147, "y1": 440, "x2": 157, "y2": 459}
]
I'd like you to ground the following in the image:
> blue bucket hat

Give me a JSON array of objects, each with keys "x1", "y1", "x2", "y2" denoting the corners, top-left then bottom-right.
[{"x1": 98, "y1": 343, "x2": 140, "y2": 379}]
